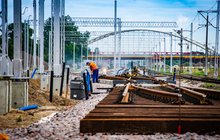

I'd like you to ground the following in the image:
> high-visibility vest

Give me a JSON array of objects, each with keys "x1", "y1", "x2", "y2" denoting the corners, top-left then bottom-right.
[
  {"x1": 0, "y1": 134, "x2": 9, "y2": 140},
  {"x1": 89, "y1": 62, "x2": 98, "y2": 72}
]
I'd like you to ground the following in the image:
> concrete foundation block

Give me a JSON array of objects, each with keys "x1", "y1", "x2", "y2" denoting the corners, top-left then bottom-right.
[
  {"x1": 53, "y1": 77, "x2": 61, "y2": 95},
  {"x1": 41, "y1": 75, "x2": 49, "y2": 91},
  {"x1": 12, "y1": 81, "x2": 28, "y2": 108},
  {"x1": 0, "y1": 80, "x2": 11, "y2": 114},
  {"x1": 99, "y1": 79, "x2": 113, "y2": 85}
]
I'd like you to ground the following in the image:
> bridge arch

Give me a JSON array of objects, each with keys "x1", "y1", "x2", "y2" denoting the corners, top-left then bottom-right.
[{"x1": 88, "y1": 29, "x2": 212, "y2": 52}]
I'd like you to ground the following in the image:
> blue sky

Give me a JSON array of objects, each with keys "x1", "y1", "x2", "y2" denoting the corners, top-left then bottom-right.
[
  {"x1": 5, "y1": 0, "x2": 216, "y2": 26},
  {"x1": 2, "y1": 0, "x2": 218, "y2": 52}
]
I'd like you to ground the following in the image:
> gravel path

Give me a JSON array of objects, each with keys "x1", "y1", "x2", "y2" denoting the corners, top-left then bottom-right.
[{"x1": 1, "y1": 84, "x2": 220, "y2": 139}]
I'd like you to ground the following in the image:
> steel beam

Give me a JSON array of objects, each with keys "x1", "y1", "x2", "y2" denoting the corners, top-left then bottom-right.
[
  {"x1": 118, "y1": 19, "x2": 122, "y2": 68},
  {"x1": 72, "y1": 17, "x2": 178, "y2": 28}
]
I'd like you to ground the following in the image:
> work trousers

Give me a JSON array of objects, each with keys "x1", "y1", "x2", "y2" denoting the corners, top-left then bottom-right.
[{"x1": 92, "y1": 69, "x2": 99, "y2": 83}]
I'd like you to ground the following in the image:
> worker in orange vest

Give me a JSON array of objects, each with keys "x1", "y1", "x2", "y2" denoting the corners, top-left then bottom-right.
[{"x1": 86, "y1": 61, "x2": 99, "y2": 83}]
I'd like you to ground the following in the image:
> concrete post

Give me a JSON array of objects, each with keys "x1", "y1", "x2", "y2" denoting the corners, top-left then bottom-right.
[
  {"x1": 1, "y1": 0, "x2": 7, "y2": 56},
  {"x1": 33, "y1": 0, "x2": 37, "y2": 68},
  {"x1": 39, "y1": 0, "x2": 45, "y2": 73},
  {"x1": 13, "y1": 0, "x2": 22, "y2": 77},
  {"x1": 53, "y1": 0, "x2": 61, "y2": 75}
]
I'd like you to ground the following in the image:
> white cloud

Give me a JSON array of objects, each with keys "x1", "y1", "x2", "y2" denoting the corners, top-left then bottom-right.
[{"x1": 177, "y1": 15, "x2": 190, "y2": 28}]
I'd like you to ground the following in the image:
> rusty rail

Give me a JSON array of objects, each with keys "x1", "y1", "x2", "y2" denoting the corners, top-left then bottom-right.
[
  {"x1": 131, "y1": 84, "x2": 182, "y2": 104},
  {"x1": 169, "y1": 84, "x2": 210, "y2": 105},
  {"x1": 184, "y1": 86, "x2": 220, "y2": 99},
  {"x1": 121, "y1": 82, "x2": 131, "y2": 103}
]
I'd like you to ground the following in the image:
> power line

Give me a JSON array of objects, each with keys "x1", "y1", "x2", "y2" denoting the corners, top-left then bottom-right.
[{"x1": 208, "y1": 1, "x2": 217, "y2": 11}]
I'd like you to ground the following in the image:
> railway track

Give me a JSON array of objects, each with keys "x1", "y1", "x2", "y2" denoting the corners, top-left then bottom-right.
[
  {"x1": 180, "y1": 75, "x2": 220, "y2": 84},
  {"x1": 147, "y1": 69, "x2": 220, "y2": 84},
  {"x1": 80, "y1": 76, "x2": 220, "y2": 134}
]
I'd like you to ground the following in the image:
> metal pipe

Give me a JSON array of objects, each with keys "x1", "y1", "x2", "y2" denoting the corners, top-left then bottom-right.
[
  {"x1": 86, "y1": 43, "x2": 88, "y2": 60},
  {"x1": 214, "y1": 0, "x2": 220, "y2": 78},
  {"x1": 170, "y1": 32, "x2": 173, "y2": 73},
  {"x1": 164, "y1": 38, "x2": 166, "y2": 73},
  {"x1": 49, "y1": 31, "x2": 52, "y2": 71},
  {"x1": 159, "y1": 42, "x2": 161, "y2": 72},
  {"x1": 118, "y1": 18, "x2": 121, "y2": 68},
  {"x1": 180, "y1": 28, "x2": 183, "y2": 74},
  {"x1": 189, "y1": 23, "x2": 193, "y2": 75},
  {"x1": 65, "y1": 66, "x2": 70, "y2": 99},
  {"x1": 73, "y1": 42, "x2": 76, "y2": 70},
  {"x1": 205, "y1": 14, "x2": 209, "y2": 76},
  {"x1": 27, "y1": 16, "x2": 31, "y2": 71},
  {"x1": 81, "y1": 44, "x2": 83, "y2": 70},
  {"x1": 49, "y1": 71, "x2": 54, "y2": 102},
  {"x1": 60, "y1": 62, "x2": 65, "y2": 96},
  {"x1": 113, "y1": 0, "x2": 117, "y2": 73},
  {"x1": 24, "y1": 20, "x2": 27, "y2": 71},
  {"x1": 51, "y1": 0, "x2": 54, "y2": 70}
]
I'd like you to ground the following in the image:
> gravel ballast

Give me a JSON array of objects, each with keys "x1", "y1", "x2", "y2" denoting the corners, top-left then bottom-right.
[{"x1": 0, "y1": 84, "x2": 220, "y2": 140}]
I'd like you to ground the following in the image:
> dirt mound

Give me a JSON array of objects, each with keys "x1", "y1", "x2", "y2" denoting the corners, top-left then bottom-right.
[
  {"x1": 28, "y1": 79, "x2": 78, "y2": 106},
  {"x1": 0, "y1": 79, "x2": 79, "y2": 129}
]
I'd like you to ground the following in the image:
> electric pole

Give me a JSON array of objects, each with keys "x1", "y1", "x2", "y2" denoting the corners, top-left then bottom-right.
[{"x1": 214, "y1": 0, "x2": 220, "y2": 78}]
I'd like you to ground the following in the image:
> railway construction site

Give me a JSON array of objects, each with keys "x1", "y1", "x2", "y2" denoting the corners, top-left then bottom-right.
[
  {"x1": 1, "y1": 0, "x2": 220, "y2": 139},
  {"x1": 1, "y1": 69, "x2": 220, "y2": 139}
]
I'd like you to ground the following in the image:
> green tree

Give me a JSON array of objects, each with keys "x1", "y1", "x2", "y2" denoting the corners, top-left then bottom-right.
[
  {"x1": 44, "y1": 15, "x2": 90, "y2": 65},
  {"x1": 6, "y1": 23, "x2": 34, "y2": 59}
]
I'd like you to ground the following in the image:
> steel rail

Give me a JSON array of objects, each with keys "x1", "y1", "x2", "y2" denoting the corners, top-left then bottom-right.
[
  {"x1": 131, "y1": 84, "x2": 182, "y2": 104},
  {"x1": 169, "y1": 84, "x2": 210, "y2": 104},
  {"x1": 184, "y1": 86, "x2": 220, "y2": 99}
]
